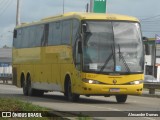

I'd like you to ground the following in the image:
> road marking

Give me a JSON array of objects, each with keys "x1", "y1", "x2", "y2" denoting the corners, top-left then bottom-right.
[
  {"x1": 76, "y1": 103, "x2": 121, "y2": 111},
  {"x1": 143, "y1": 117, "x2": 156, "y2": 120}
]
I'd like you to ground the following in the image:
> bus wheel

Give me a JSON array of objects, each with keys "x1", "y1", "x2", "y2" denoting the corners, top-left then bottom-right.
[
  {"x1": 66, "y1": 80, "x2": 80, "y2": 102},
  {"x1": 27, "y1": 75, "x2": 35, "y2": 96},
  {"x1": 23, "y1": 80, "x2": 28, "y2": 96},
  {"x1": 115, "y1": 95, "x2": 127, "y2": 103}
]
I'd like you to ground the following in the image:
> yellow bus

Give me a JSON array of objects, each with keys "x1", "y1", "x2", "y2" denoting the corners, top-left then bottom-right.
[{"x1": 12, "y1": 12, "x2": 144, "y2": 103}]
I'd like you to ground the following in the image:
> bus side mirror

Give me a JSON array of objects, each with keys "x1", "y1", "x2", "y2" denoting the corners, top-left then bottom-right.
[
  {"x1": 78, "y1": 41, "x2": 82, "y2": 54},
  {"x1": 82, "y1": 23, "x2": 87, "y2": 33},
  {"x1": 13, "y1": 30, "x2": 17, "y2": 38},
  {"x1": 142, "y1": 36, "x2": 150, "y2": 55},
  {"x1": 142, "y1": 36, "x2": 148, "y2": 42}
]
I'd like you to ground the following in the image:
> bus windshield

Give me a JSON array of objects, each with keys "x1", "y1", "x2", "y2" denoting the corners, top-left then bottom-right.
[{"x1": 82, "y1": 21, "x2": 143, "y2": 74}]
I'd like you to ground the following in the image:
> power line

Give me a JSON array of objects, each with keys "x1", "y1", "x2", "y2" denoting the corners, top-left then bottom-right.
[
  {"x1": 0, "y1": 0, "x2": 6, "y2": 5},
  {"x1": 141, "y1": 25, "x2": 160, "y2": 27},
  {"x1": 0, "y1": 0, "x2": 12, "y2": 15},
  {"x1": 141, "y1": 20, "x2": 160, "y2": 23},
  {"x1": 0, "y1": 0, "x2": 12, "y2": 17},
  {"x1": 141, "y1": 22, "x2": 160, "y2": 24},
  {"x1": 0, "y1": 0, "x2": 10, "y2": 10},
  {"x1": 0, "y1": 0, "x2": 8, "y2": 6},
  {"x1": 142, "y1": 31, "x2": 160, "y2": 33},
  {"x1": 140, "y1": 14, "x2": 160, "y2": 21}
]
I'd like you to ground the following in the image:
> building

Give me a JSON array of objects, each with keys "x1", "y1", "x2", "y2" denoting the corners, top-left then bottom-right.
[
  {"x1": 143, "y1": 38, "x2": 160, "y2": 81},
  {"x1": 0, "y1": 47, "x2": 12, "y2": 79}
]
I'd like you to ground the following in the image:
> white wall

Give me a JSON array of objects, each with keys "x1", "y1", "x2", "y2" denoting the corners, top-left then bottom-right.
[{"x1": 0, "y1": 65, "x2": 12, "y2": 77}]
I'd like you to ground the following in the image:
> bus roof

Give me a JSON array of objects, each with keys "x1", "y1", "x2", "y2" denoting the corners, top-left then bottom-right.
[{"x1": 15, "y1": 12, "x2": 139, "y2": 28}]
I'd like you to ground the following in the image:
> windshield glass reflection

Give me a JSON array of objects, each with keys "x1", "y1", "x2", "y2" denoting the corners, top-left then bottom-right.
[{"x1": 82, "y1": 21, "x2": 143, "y2": 74}]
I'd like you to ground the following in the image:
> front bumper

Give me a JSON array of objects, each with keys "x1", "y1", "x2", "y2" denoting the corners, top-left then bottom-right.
[{"x1": 73, "y1": 83, "x2": 143, "y2": 95}]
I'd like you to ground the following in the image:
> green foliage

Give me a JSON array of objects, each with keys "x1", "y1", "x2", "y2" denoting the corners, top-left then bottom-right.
[
  {"x1": 0, "y1": 98, "x2": 91, "y2": 120},
  {"x1": 0, "y1": 98, "x2": 47, "y2": 111}
]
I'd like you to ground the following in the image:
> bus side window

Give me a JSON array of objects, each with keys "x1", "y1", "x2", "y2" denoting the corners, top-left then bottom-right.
[
  {"x1": 62, "y1": 20, "x2": 71, "y2": 45},
  {"x1": 52, "y1": 21, "x2": 61, "y2": 45},
  {"x1": 72, "y1": 19, "x2": 80, "y2": 66},
  {"x1": 72, "y1": 19, "x2": 80, "y2": 47},
  {"x1": 41, "y1": 24, "x2": 49, "y2": 46},
  {"x1": 13, "y1": 29, "x2": 17, "y2": 38},
  {"x1": 22, "y1": 27, "x2": 30, "y2": 48},
  {"x1": 29, "y1": 26, "x2": 36, "y2": 47},
  {"x1": 48, "y1": 23, "x2": 54, "y2": 45},
  {"x1": 13, "y1": 29, "x2": 22, "y2": 48},
  {"x1": 13, "y1": 29, "x2": 17, "y2": 48},
  {"x1": 35, "y1": 25, "x2": 44, "y2": 47}
]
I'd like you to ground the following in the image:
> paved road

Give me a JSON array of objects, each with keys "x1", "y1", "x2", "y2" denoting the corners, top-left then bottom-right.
[{"x1": 0, "y1": 84, "x2": 160, "y2": 120}]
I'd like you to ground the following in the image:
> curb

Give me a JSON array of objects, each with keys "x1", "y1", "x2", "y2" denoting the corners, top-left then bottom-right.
[{"x1": 141, "y1": 93, "x2": 160, "y2": 98}]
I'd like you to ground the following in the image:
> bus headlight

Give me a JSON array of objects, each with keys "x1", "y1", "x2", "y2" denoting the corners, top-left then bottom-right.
[
  {"x1": 82, "y1": 79, "x2": 102, "y2": 84},
  {"x1": 129, "y1": 80, "x2": 143, "y2": 85}
]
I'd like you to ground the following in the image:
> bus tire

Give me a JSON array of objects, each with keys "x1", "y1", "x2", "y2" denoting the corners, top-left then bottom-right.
[
  {"x1": 115, "y1": 95, "x2": 127, "y2": 103},
  {"x1": 66, "y1": 79, "x2": 79, "y2": 102},
  {"x1": 27, "y1": 75, "x2": 35, "y2": 96},
  {"x1": 22, "y1": 80, "x2": 28, "y2": 96}
]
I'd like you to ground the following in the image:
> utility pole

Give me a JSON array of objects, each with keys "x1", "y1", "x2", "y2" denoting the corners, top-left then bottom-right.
[
  {"x1": 16, "y1": 0, "x2": 20, "y2": 26},
  {"x1": 63, "y1": 0, "x2": 64, "y2": 14},
  {"x1": 86, "y1": 3, "x2": 89, "y2": 12},
  {"x1": 90, "y1": 0, "x2": 93, "y2": 12}
]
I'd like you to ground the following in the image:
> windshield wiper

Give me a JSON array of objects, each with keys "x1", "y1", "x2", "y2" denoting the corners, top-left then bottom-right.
[
  {"x1": 118, "y1": 44, "x2": 130, "y2": 72},
  {"x1": 100, "y1": 45, "x2": 114, "y2": 72}
]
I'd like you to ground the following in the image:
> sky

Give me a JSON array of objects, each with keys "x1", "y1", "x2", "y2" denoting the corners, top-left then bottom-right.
[{"x1": 0, "y1": 0, "x2": 160, "y2": 48}]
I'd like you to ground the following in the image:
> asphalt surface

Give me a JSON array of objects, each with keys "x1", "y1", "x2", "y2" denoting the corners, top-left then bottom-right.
[{"x1": 0, "y1": 82, "x2": 160, "y2": 120}]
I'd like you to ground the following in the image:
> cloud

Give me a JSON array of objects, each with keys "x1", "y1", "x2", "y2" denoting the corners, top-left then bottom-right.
[
  {"x1": 21, "y1": 0, "x2": 90, "y2": 22},
  {"x1": 0, "y1": 0, "x2": 16, "y2": 47},
  {"x1": 0, "y1": 24, "x2": 14, "y2": 47},
  {"x1": 108, "y1": 0, "x2": 160, "y2": 37},
  {"x1": 0, "y1": 0, "x2": 90, "y2": 47},
  {"x1": 1, "y1": 0, "x2": 160, "y2": 47}
]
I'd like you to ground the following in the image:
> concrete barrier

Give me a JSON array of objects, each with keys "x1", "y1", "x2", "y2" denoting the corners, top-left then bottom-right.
[
  {"x1": 144, "y1": 83, "x2": 160, "y2": 94},
  {"x1": 0, "y1": 77, "x2": 12, "y2": 84}
]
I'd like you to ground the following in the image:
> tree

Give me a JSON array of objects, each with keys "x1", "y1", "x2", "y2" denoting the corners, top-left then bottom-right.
[{"x1": 3, "y1": 45, "x2": 9, "y2": 48}]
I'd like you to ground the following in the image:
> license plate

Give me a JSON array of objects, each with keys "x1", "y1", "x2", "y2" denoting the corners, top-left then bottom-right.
[{"x1": 109, "y1": 88, "x2": 120, "y2": 92}]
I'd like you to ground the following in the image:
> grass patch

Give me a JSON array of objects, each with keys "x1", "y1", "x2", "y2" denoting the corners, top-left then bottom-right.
[
  {"x1": 0, "y1": 98, "x2": 47, "y2": 111},
  {"x1": 0, "y1": 98, "x2": 91, "y2": 120},
  {"x1": 0, "y1": 98, "x2": 52, "y2": 120}
]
